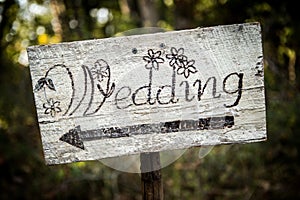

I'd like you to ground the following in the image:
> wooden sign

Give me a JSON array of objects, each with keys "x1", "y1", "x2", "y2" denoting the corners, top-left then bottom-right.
[{"x1": 27, "y1": 22, "x2": 267, "y2": 165}]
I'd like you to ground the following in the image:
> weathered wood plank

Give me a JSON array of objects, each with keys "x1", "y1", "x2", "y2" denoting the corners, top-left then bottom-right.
[{"x1": 27, "y1": 22, "x2": 267, "y2": 165}]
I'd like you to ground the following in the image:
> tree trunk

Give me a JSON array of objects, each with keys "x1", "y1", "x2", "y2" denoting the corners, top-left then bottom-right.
[
  {"x1": 174, "y1": 0, "x2": 196, "y2": 29},
  {"x1": 137, "y1": 0, "x2": 159, "y2": 27}
]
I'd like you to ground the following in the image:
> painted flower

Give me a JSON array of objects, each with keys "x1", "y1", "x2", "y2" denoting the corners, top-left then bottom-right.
[
  {"x1": 166, "y1": 47, "x2": 187, "y2": 68},
  {"x1": 143, "y1": 49, "x2": 164, "y2": 70},
  {"x1": 177, "y1": 59, "x2": 197, "y2": 78},
  {"x1": 43, "y1": 98, "x2": 62, "y2": 117},
  {"x1": 90, "y1": 60, "x2": 109, "y2": 82}
]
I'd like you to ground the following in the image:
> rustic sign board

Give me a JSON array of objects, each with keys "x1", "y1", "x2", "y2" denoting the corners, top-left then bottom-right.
[{"x1": 27, "y1": 22, "x2": 267, "y2": 165}]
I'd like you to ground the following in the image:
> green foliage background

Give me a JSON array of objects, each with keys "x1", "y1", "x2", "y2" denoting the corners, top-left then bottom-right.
[{"x1": 0, "y1": 0, "x2": 299, "y2": 199}]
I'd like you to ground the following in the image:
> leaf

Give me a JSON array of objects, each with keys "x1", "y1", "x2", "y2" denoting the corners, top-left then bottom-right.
[
  {"x1": 45, "y1": 78, "x2": 56, "y2": 91},
  {"x1": 34, "y1": 77, "x2": 46, "y2": 92}
]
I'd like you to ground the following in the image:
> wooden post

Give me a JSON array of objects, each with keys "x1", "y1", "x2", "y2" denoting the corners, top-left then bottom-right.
[{"x1": 140, "y1": 152, "x2": 163, "y2": 200}]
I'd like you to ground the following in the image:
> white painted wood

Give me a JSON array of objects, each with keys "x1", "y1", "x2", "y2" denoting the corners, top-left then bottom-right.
[{"x1": 27, "y1": 22, "x2": 267, "y2": 165}]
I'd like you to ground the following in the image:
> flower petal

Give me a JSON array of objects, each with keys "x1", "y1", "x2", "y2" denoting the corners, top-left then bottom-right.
[
  {"x1": 177, "y1": 48, "x2": 184, "y2": 55},
  {"x1": 187, "y1": 59, "x2": 195, "y2": 66},
  {"x1": 152, "y1": 61, "x2": 159, "y2": 70},
  {"x1": 100, "y1": 65, "x2": 108, "y2": 71},
  {"x1": 184, "y1": 70, "x2": 190, "y2": 78},
  {"x1": 178, "y1": 58, "x2": 187, "y2": 67},
  {"x1": 156, "y1": 57, "x2": 164, "y2": 63},
  {"x1": 94, "y1": 62, "x2": 101, "y2": 68},
  {"x1": 171, "y1": 47, "x2": 177, "y2": 55},
  {"x1": 188, "y1": 66, "x2": 197, "y2": 74},
  {"x1": 97, "y1": 74, "x2": 104, "y2": 82},
  {"x1": 55, "y1": 107, "x2": 62, "y2": 113},
  {"x1": 44, "y1": 108, "x2": 51, "y2": 114},
  {"x1": 143, "y1": 56, "x2": 152, "y2": 62},
  {"x1": 43, "y1": 103, "x2": 50, "y2": 109},
  {"x1": 48, "y1": 98, "x2": 54, "y2": 105},
  {"x1": 177, "y1": 67, "x2": 185, "y2": 75},
  {"x1": 145, "y1": 63, "x2": 152, "y2": 70},
  {"x1": 90, "y1": 66, "x2": 97, "y2": 73},
  {"x1": 100, "y1": 69, "x2": 109, "y2": 77},
  {"x1": 148, "y1": 49, "x2": 154, "y2": 57},
  {"x1": 178, "y1": 55, "x2": 187, "y2": 62},
  {"x1": 153, "y1": 50, "x2": 162, "y2": 58},
  {"x1": 166, "y1": 54, "x2": 174, "y2": 59},
  {"x1": 90, "y1": 67, "x2": 98, "y2": 78},
  {"x1": 53, "y1": 101, "x2": 60, "y2": 107}
]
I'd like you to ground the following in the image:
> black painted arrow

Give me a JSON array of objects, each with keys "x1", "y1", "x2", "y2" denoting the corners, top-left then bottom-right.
[{"x1": 59, "y1": 116, "x2": 234, "y2": 150}]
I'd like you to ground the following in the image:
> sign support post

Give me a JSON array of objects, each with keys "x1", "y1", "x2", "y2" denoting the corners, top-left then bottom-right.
[{"x1": 140, "y1": 152, "x2": 163, "y2": 200}]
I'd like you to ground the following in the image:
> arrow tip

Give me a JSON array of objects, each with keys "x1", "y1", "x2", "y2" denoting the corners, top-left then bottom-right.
[{"x1": 59, "y1": 126, "x2": 85, "y2": 150}]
